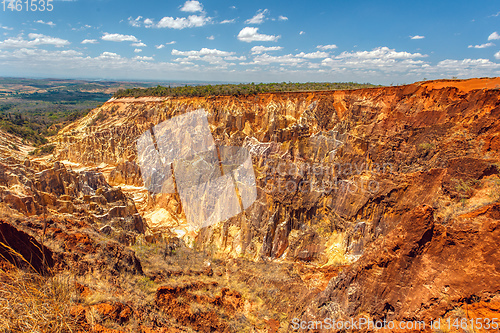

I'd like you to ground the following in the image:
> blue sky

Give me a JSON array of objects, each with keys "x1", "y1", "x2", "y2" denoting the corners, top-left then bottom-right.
[{"x1": 1, "y1": 0, "x2": 500, "y2": 84}]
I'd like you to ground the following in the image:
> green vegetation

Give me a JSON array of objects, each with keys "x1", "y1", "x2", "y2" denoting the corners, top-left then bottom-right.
[
  {"x1": 418, "y1": 142, "x2": 436, "y2": 152},
  {"x1": 0, "y1": 105, "x2": 92, "y2": 146},
  {"x1": 28, "y1": 144, "x2": 55, "y2": 156},
  {"x1": 113, "y1": 82, "x2": 380, "y2": 98},
  {"x1": 19, "y1": 90, "x2": 110, "y2": 103},
  {"x1": 0, "y1": 77, "x2": 127, "y2": 146}
]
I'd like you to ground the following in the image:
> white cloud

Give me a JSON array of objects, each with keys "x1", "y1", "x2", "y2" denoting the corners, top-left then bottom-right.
[
  {"x1": 319, "y1": 47, "x2": 429, "y2": 75},
  {"x1": 410, "y1": 35, "x2": 425, "y2": 40},
  {"x1": 207, "y1": 35, "x2": 215, "y2": 40},
  {"x1": 134, "y1": 55, "x2": 154, "y2": 61},
  {"x1": 468, "y1": 42, "x2": 494, "y2": 49},
  {"x1": 251, "y1": 45, "x2": 283, "y2": 54},
  {"x1": 128, "y1": 16, "x2": 143, "y2": 27},
  {"x1": 171, "y1": 48, "x2": 239, "y2": 67},
  {"x1": 299, "y1": 31, "x2": 305, "y2": 35},
  {"x1": 278, "y1": 15, "x2": 288, "y2": 21},
  {"x1": 35, "y1": 20, "x2": 56, "y2": 27},
  {"x1": 220, "y1": 19, "x2": 236, "y2": 24},
  {"x1": 96, "y1": 52, "x2": 122, "y2": 60},
  {"x1": 225, "y1": 55, "x2": 246, "y2": 61},
  {"x1": 132, "y1": 42, "x2": 147, "y2": 47},
  {"x1": 156, "y1": 41, "x2": 176, "y2": 49},
  {"x1": 180, "y1": 0, "x2": 203, "y2": 13},
  {"x1": 237, "y1": 27, "x2": 280, "y2": 43},
  {"x1": 245, "y1": 9, "x2": 268, "y2": 24},
  {"x1": 81, "y1": 39, "x2": 98, "y2": 44},
  {"x1": 134, "y1": 49, "x2": 142, "y2": 53},
  {"x1": 250, "y1": 53, "x2": 305, "y2": 66},
  {"x1": 0, "y1": 34, "x2": 70, "y2": 48},
  {"x1": 495, "y1": 51, "x2": 500, "y2": 60},
  {"x1": 172, "y1": 48, "x2": 235, "y2": 56},
  {"x1": 0, "y1": 24, "x2": 13, "y2": 31},
  {"x1": 317, "y1": 44, "x2": 337, "y2": 50},
  {"x1": 0, "y1": 48, "x2": 192, "y2": 80},
  {"x1": 156, "y1": 15, "x2": 211, "y2": 29},
  {"x1": 144, "y1": 18, "x2": 154, "y2": 27},
  {"x1": 71, "y1": 24, "x2": 92, "y2": 31},
  {"x1": 488, "y1": 32, "x2": 500, "y2": 41},
  {"x1": 296, "y1": 51, "x2": 329, "y2": 59},
  {"x1": 436, "y1": 58, "x2": 500, "y2": 73},
  {"x1": 101, "y1": 32, "x2": 139, "y2": 42},
  {"x1": 336, "y1": 47, "x2": 426, "y2": 60}
]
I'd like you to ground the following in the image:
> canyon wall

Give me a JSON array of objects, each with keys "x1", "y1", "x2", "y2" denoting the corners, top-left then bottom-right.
[{"x1": 54, "y1": 79, "x2": 500, "y2": 267}]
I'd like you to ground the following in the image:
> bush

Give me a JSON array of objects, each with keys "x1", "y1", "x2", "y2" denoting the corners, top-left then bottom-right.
[{"x1": 28, "y1": 144, "x2": 55, "y2": 156}]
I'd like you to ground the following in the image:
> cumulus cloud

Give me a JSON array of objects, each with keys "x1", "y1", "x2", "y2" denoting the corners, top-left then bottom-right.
[
  {"x1": 156, "y1": 41, "x2": 176, "y2": 49},
  {"x1": 131, "y1": 42, "x2": 147, "y2": 47},
  {"x1": 436, "y1": 58, "x2": 500, "y2": 73},
  {"x1": 251, "y1": 45, "x2": 283, "y2": 54},
  {"x1": 237, "y1": 27, "x2": 280, "y2": 43},
  {"x1": 220, "y1": 19, "x2": 236, "y2": 24},
  {"x1": 319, "y1": 47, "x2": 429, "y2": 75},
  {"x1": 35, "y1": 20, "x2": 56, "y2": 27},
  {"x1": 180, "y1": 0, "x2": 203, "y2": 13},
  {"x1": 144, "y1": 18, "x2": 154, "y2": 27},
  {"x1": 336, "y1": 46, "x2": 426, "y2": 60},
  {"x1": 172, "y1": 48, "x2": 234, "y2": 57},
  {"x1": 488, "y1": 32, "x2": 500, "y2": 41},
  {"x1": 128, "y1": 16, "x2": 143, "y2": 27},
  {"x1": 134, "y1": 49, "x2": 142, "y2": 53},
  {"x1": 278, "y1": 15, "x2": 288, "y2": 21},
  {"x1": 468, "y1": 42, "x2": 494, "y2": 49},
  {"x1": 317, "y1": 44, "x2": 337, "y2": 50},
  {"x1": 134, "y1": 55, "x2": 154, "y2": 61},
  {"x1": 495, "y1": 51, "x2": 500, "y2": 60},
  {"x1": 410, "y1": 35, "x2": 425, "y2": 40},
  {"x1": 250, "y1": 53, "x2": 304, "y2": 66},
  {"x1": 296, "y1": 51, "x2": 329, "y2": 59},
  {"x1": 156, "y1": 15, "x2": 211, "y2": 29},
  {"x1": 245, "y1": 9, "x2": 268, "y2": 24},
  {"x1": 207, "y1": 35, "x2": 215, "y2": 40},
  {"x1": 96, "y1": 52, "x2": 123, "y2": 60},
  {"x1": 0, "y1": 34, "x2": 70, "y2": 48},
  {"x1": 0, "y1": 48, "x2": 192, "y2": 80},
  {"x1": 299, "y1": 31, "x2": 305, "y2": 35},
  {"x1": 171, "y1": 48, "x2": 241, "y2": 67},
  {"x1": 101, "y1": 33, "x2": 139, "y2": 42},
  {"x1": 81, "y1": 39, "x2": 98, "y2": 44}
]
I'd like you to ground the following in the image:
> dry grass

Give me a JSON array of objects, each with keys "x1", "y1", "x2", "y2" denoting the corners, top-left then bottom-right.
[{"x1": 0, "y1": 267, "x2": 82, "y2": 333}]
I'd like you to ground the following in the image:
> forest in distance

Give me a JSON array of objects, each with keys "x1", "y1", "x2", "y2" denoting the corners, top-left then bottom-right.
[{"x1": 113, "y1": 81, "x2": 381, "y2": 98}]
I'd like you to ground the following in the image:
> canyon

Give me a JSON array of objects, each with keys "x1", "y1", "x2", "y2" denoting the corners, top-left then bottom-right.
[{"x1": 1, "y1": 77, "x2": 500, "y2": 332}]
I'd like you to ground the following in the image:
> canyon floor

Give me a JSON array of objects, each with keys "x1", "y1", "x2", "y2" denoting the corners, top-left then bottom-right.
[{"x1": 1, "y1": 78, "x2": 500, "y2": 332}]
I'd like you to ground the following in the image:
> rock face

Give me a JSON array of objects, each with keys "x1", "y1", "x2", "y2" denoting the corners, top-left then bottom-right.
[
  {"x1": 54, "y1": 78, "x2": 500, "y2": 264},
  {"x1": 0, "y1": 158, "x2": 145, "y2": 235},
  {"x1": 300, "y1": 204, "x2": 500, "y2": 326},
  {"x1": 0, "y1": 221, "x2": 54, "y2": 274},
  {"x1": 5, "y1": 77, "x2": 494, "y2": 326}
]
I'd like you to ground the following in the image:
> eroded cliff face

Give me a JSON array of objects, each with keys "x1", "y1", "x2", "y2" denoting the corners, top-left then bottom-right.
[
  {"x1": 54, "y1": 78, "x2": 500, "y2": 264},
  {"x1": 35, "y1": 77, "x2": 500, "y2": 328}
]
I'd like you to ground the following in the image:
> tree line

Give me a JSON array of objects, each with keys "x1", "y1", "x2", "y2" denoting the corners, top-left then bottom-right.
[{"x1": 113, "y1": 82, "x2": 380, "y2": 98}]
